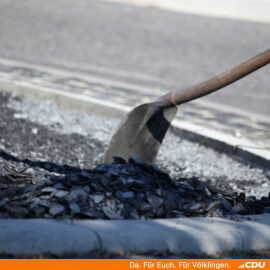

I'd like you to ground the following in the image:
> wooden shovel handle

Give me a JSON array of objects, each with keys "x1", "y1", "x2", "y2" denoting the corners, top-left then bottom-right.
[{"x1": 161, "y1": 49, "x2": 270, "y2": 106}]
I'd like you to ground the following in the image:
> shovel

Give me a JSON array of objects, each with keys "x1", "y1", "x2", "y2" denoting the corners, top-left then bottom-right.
[{"x1": 104, "y1": 49, "x2": 270, "y2": 164}]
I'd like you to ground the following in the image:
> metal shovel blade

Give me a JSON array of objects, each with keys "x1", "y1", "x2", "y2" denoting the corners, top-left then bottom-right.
[{"x1": 104, "y1": 102, "x2": 177, "y2": 164}]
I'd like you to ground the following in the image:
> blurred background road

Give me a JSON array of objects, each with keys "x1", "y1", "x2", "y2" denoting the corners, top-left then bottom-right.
[{"x1": 0, "y1": 0, "x2": 269, "y2": 115}]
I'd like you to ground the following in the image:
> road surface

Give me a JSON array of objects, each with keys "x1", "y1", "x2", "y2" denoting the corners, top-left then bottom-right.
[{"x1": 0, "y1": 0, "x2": 269, "y2": 115}]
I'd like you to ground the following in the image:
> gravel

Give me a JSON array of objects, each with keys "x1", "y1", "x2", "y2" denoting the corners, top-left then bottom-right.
[{"x1": 0, "y1": 91, "x2": 269, "y2": 219}]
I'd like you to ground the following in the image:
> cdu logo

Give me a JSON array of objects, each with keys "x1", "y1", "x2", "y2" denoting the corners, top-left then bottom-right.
[{"x1": 238, "y1": 262, "x2": 265, "y2": 268}]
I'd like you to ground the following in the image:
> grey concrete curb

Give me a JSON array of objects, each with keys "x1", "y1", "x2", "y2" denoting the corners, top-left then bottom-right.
[
  {"x1": 1, "y1": 79, "x2": 269, "y2": 168},
  {"x1": 0, "y1": 219, "x2": 100, "y2": 257},
  {"x1": 0, "y1": 80, "x2": 129, "y2": 119},
  {"x1": 0, "y1": 215, "x2": 270, "y2": 257}
]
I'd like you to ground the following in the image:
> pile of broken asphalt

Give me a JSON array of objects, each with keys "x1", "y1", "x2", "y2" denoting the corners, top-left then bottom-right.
[{"x1": 1, "y1": 155, "x2": 270, "y2": 220}]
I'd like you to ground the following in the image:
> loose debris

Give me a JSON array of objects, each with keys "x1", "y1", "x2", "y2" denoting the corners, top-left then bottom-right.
[{"x1": 1, "y1": 156, "x2": 269, "y2": 219}]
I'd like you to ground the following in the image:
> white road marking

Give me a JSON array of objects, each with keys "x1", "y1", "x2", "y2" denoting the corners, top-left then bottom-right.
[
  {"x1": 105, "y1": 0, "x2": 270, "y2": 24},
  {"x1": 0, "y1": 57, "x2": 162, "y2": 95}
]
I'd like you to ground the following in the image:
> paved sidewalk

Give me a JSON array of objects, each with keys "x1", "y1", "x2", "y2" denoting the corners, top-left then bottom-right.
[{"x1": 0, "y1": 58, "x2": 269, "y2": 165}]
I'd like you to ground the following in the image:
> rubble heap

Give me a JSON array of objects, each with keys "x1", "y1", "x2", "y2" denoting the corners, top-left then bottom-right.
[{"x1": 1, "y1": 156, "x2": 269, "y2": 219}]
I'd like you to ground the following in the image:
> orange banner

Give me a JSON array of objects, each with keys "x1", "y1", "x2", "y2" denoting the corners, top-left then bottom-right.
[{"x1": 0, "y1": 259, "x2": 269, "y2": 270}]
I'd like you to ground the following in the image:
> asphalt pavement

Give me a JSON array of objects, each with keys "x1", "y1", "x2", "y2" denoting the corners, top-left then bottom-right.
[{"x1": 0, "y1": 0, "x2": 269, "y2": 115}]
